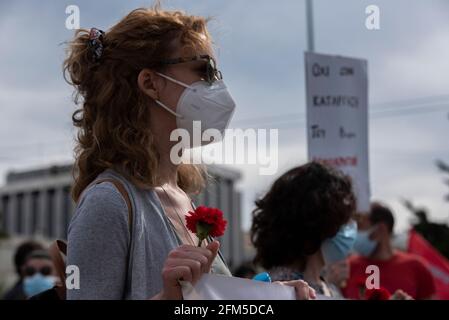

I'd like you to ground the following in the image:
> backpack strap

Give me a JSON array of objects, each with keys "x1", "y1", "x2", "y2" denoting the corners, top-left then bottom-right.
[
  {"x1": 94, "y1": 178, "x2": 133, "y2": 235},
  {"x1": 50, "y1": 177, "x2": 133, "y2": 299}
]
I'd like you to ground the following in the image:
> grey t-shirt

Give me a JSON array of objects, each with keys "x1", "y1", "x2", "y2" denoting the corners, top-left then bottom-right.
[{"x1": 67, "y1": 168, "x2": 231, "y2": 300}]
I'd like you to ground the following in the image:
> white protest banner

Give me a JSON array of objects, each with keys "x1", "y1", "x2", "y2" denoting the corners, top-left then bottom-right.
[
  {"x1": 181, "y1": 274, "x2": 295, "y2": 300},
  {"x1": 305, "y1": 52, "x2": 370, "y2": 213},
  {"x1": 181, "y1": 274, "x2": 337, "y2": 300}
]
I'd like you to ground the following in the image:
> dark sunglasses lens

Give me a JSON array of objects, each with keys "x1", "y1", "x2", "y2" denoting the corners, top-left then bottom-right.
[
  {"x1": 205, "y1": 58, "x2": 221, "y2": 83},
  {"x1": 207, "y1": 62, "x2": 214, "y2": 83},
  {"x1": 24, "y1": 267, "x2": 36, "y2": 277},
  {"x1": 209, "y1": 57, "x2": 217, "y2": 69},
  {"x1": 41, "y1": 266, "x2": 52, "y2": 276}
]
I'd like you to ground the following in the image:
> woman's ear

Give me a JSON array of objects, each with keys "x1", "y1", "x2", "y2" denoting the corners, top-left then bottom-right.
[{"x1": 137, "y1": 69, "x2": 159, "y2": 100}]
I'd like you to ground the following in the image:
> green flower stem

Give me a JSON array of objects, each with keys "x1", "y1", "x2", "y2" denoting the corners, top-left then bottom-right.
[{"x1": 196, "y1": 222, "x2": 212, "y2": 247}]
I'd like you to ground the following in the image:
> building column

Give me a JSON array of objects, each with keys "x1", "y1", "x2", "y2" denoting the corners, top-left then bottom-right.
[
  {"x1": 37, "y1": 189, "x2": 48, "y2": 237},
  {"x1": 7, "y1": 194, "x2": 17, "y2": 236},
  {"x1": 23, "y1": 192, "x2": 33, "y2": 236},
  {"x1": 1, "y1": 194, "x2": 10, "y2": 234},
  {"x1": 54, "y1": 187, "x2": 65, "y2": 239}
]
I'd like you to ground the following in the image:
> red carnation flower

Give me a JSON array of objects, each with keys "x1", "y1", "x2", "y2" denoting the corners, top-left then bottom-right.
[
  {"x1": 365, "y1": 287, "x2": 391, "y2": 300},
  {"x1": 355, "y1": 276, "x2": 367, "y2": 288},
  {"x1": 186, "y1": 206, "x2": 227, "y2": 247}
]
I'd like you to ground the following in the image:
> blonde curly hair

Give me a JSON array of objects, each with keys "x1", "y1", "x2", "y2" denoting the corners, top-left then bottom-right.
[{"x1": 64, "y1": 6, "x2": 210, "y2": 201}]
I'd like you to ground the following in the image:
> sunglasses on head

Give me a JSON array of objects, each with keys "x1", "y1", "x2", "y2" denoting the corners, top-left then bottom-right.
[
  {"x1": 24, "y1": 266, "x2": 53, "y2": 277},
  {"x1": 157, "y1": 54, "x2": 223, "y2": 85}
]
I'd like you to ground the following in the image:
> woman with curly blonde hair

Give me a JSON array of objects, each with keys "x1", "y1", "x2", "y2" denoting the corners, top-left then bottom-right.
[
  {"x1": 65, "y1": 5, "x2": 315, "y2": 301},
  {"x1": 64, "y1": 6, "x2": 236, "y2": 300}
]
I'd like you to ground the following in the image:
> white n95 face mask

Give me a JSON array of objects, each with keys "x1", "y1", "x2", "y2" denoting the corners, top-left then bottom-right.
[{"x1": 154, "y1": 72, "x2": 236, "y2": 148}]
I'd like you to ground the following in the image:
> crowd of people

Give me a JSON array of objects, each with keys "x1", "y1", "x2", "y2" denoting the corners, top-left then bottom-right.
[
  {"x1": 246, "y1": 162, "x2": 435, "y2": 299},
  {"x1": 2, "y1": 161, "x2": 436, "y2": 300}
]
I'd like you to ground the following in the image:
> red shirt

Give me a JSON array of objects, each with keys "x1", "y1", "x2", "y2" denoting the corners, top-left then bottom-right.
[{"x1": 343, "y1": 251, "x2": 436, "y2": 299}]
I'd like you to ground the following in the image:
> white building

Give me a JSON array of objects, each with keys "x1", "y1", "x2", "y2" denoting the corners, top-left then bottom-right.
[{"x1": 0, "y1": 163, "x2": 244, "y2": 269}]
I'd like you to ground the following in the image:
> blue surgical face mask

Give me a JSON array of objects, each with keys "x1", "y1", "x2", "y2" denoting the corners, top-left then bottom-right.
[
  {"x1": 23, "y1": 273, "x2": 56, "y2": 298},
  {"x1": 353, "y1": 227, "x2": 378, "y2": 257},
  {"x1": 321, "y1": 220, "x2": 358, "y2": 265}
]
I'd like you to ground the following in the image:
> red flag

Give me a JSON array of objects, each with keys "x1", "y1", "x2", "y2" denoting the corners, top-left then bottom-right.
[{"x1": 407, "y1": 229, "x2": 449, "y2": 300}]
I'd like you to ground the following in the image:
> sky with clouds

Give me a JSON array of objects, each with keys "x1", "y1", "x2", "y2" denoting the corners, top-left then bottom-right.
[{"x1": 1, "y1": 0, "x2": 449, "y2": 233}]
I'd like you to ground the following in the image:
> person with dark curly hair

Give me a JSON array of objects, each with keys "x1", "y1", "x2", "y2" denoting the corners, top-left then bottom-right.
[{"x1": 251, "y1": 162, "x2": 358, "y2": 298}]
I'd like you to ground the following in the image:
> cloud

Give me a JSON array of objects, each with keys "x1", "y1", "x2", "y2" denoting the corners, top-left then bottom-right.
[
  {"x1": 0, "y1": 0, "x2": 448, "y2": 235},
  {"x1": 375, "y1": 29, "x2": 449, "y2": 100}
]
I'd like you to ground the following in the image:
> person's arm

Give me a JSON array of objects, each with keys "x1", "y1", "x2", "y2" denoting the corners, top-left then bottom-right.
[
  {"x1": 68, "y1": 181, "x2": 224, "y2": 300},
  {"x1": 149, "y1": 241, "x2": 221, "y2": 300},
  {"x1": 390, "y1": 289, "x2": 414, "y2": 300},
  {"x1": 67, "y1": 182, "x2": 130, "y2": 300},
  {"x1": 324, "y1": 259, "x2": 350, "y2": 288},
  {"x1": 275, "y1": 280, "x2": 317, "y2": 300}
]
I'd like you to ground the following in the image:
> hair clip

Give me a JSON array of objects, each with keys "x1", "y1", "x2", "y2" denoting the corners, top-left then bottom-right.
[{"x1": 88, "y1": 28, "x2": 105, "y2": 63}]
